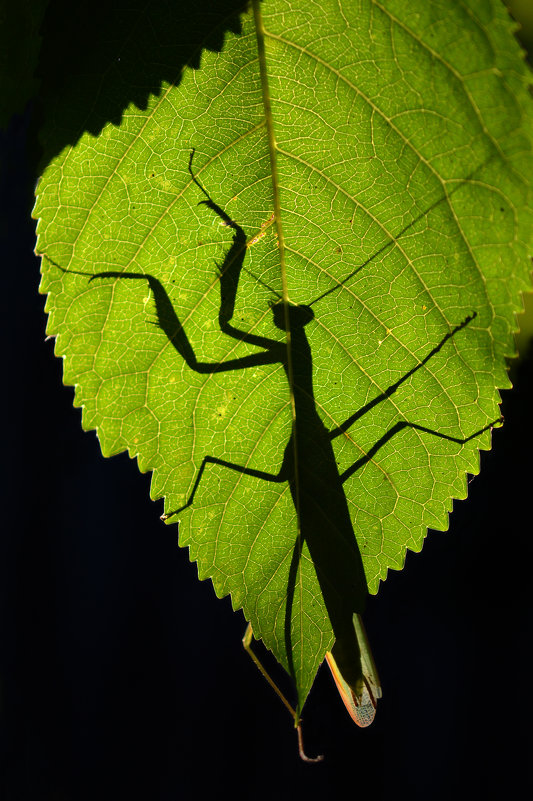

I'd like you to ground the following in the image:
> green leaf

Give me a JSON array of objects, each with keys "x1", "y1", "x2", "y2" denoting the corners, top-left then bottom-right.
[{"x1": 34, "y1": 0, "x2": 533, "y2": 712}]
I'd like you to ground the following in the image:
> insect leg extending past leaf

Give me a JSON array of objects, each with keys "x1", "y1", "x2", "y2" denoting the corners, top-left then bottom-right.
[{"x1": 242, "y1": 624, "x2": 324, "y2": 764}]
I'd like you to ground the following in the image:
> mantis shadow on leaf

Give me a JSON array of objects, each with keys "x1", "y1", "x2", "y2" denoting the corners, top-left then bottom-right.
[{"x1": 45, "y1": 152, "x2": 501, "y2": 721}]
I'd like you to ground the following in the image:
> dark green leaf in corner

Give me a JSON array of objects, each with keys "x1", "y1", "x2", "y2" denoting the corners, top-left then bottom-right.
[{"x1": 34, "y1": 0, "x2": 533, "y2": 713}]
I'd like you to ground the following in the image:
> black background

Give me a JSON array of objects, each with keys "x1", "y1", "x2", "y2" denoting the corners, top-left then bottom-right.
[{"x1": 1, "y1": 2, "x2": 532, "y2": 799}]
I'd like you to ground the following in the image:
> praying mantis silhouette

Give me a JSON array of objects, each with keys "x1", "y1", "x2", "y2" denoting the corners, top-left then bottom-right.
[{"x1": 47, "y1": 149, "x2": 500, "y2": 761}]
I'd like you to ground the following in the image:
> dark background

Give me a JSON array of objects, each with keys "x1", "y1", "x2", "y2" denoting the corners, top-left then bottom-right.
[{"x1": 1, "y1": 2, "x2": 532, "y2": 799}]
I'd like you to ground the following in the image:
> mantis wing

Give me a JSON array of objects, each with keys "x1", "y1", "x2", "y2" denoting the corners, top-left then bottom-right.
[{"x1": 325, "y1": 614, "x2": 382, "y2": 728}]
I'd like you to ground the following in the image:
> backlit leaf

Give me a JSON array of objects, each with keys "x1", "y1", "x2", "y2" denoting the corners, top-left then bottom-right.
[{"x1": 34, "y1": 0, "x2": 533, "y2": 711}]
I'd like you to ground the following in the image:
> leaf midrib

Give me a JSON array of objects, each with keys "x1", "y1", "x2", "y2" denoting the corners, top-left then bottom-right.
[{"x1": 252, "y1": 0, "x2": 305, "y2": 688}]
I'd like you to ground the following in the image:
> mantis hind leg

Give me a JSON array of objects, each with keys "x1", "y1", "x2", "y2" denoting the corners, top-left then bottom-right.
[
  {"x1": 339, "y1": 417, "x2": 501, "y2": 484},
  {"x1": 161, "y1": 454, "x2": 284, "y2": 520},
  {"x1": 242, "y1": 624, "x2": 323, "y2": 764}
]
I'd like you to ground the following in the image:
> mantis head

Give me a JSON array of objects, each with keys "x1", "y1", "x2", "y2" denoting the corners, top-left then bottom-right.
[{"x1": 269, "y1": 301, "x2": 315, "y2": 331}]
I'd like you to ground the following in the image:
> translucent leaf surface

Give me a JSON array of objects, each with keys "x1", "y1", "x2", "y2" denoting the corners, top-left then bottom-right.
[{"x1": 34, "y1": 0, "x2": 533, "y2": 710}]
